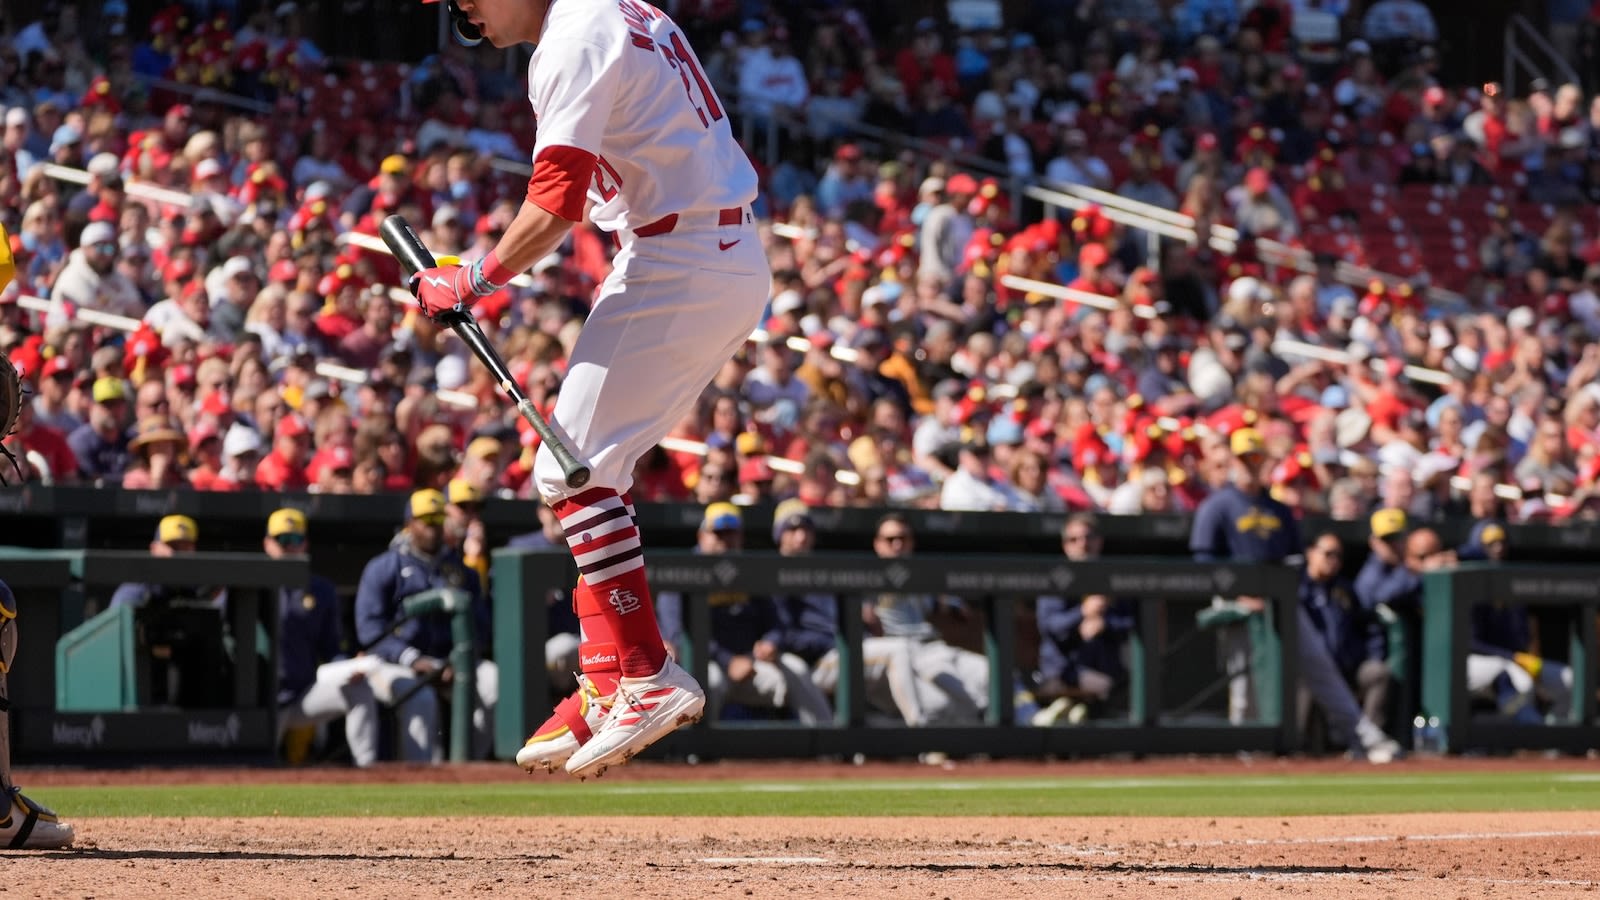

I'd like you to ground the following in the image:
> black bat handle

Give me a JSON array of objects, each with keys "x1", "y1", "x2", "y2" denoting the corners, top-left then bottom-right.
[{"x1": 378, "y1": 215, "x2": 591, "y2": 490}]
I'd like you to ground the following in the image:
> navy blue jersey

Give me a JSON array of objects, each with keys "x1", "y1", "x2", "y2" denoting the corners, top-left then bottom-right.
[
  {"x1": 1035, "y1": 595, "x2": 1135, "y2": 684},
  {"x1": 1300, "y1": 573, "x2": 1386, "y2": 674},
  {"x1": 1189, "y1": 484, "x2": 1301, "y2": 564},
  {"x1": 769, "y1": 593, "x2": 839, "y2": 665},
  {"x1": 1470, "y1": 601, "x2": 1531, "y2": 658},
  {"x1": 1354, "y1": 555, "x2": 1422, "y2": 614},
  {"x1": 277, "y1": 573, "x2": 344, "y2": 705},
  {"x1": 354, "y1": 538, "x2": 488, "y2": 666}
]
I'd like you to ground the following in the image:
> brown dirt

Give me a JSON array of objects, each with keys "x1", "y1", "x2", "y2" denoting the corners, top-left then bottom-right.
[{"x1": 7, "y1": 760, "x2": 1600, "y2": 898}]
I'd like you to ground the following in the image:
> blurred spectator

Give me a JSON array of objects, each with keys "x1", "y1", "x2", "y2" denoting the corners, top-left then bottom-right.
[
  {"x1": 1190, "y1": 427, "x2": 1301, "y2": 724},
  {"x1": 66, "y1": 376, "x2": 131, "y2": 483},
  {"x1": 47, "y1": 221, "x2": 142, "y2": 324},
  {"x1": 657, "y1": 502, "x2": 834, "y2": 723},
  {"x1": 1460, "y1": 522, "x2": 1575, "y2": 722},
  {"x1": 812, "y1": 513, "x2": 991, "y2": 725},
  {"x1": 354, "y1": 489, "x2": 497, "y2": 759},
  {"x1": 1033, "y1": 514, "x2": 1134, "y2": 724},
  {"x1": 1300, "y1": 531, "x2": 1392, "y2": 731}
]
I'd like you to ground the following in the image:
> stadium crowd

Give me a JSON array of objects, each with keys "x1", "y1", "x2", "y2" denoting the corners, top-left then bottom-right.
[{"x1": 4, "y1": 0, "x2": 1600, "y2": 532}]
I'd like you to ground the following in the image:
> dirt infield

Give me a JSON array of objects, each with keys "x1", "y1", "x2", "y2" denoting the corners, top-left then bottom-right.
[
  {"x1": 10, "y1": 812, "x2": 1600, "y2": 898},
  {"x1": 8, "y1": 760, "x2": 1600, "y2": 898}
]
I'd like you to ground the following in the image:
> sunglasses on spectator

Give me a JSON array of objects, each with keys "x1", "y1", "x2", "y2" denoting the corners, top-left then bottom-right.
[
  {"x1": 91, "y1": 242, "x2": 117, "y2": 254},
  {"x1": 276, "y1": 533, "x2": 307, "y2": 548},
  {"x1": 700, "y1": 470, "x2": 729, "y2": 482},
  {"x1": 876, "y1": 531, "x2": 910, "y2": 544}
]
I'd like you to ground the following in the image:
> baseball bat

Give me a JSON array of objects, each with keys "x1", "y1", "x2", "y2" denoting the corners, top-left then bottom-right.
[{"x1": 379, "y1": 215, "x2": 591, "y2": 489}]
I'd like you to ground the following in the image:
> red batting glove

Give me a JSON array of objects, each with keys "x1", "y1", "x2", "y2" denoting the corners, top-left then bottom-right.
[
  {"x1": 411, "y1": 260, "x2": 476, "y2": 318},
  {"x1": 411, "y1": 251, "x2": 518, "y2": 319}
]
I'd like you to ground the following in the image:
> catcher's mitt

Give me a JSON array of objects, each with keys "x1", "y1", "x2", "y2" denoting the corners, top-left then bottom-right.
[{"x1": 0, "y1": 352, "x2": 21, "y2": 483}]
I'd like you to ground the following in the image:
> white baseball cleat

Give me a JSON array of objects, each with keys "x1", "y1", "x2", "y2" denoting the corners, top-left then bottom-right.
[
  {"x1": 516, "y1": 676, "x2": 610, "y2": 774},
  {"x1": 564, "y1": 657, "x2": 704, "y2": 779},
  {"x1": 1363, "y1": 737, "x2": 1404, "y2": 765},
  {"x1": 1, "y1": 788, "x2": 74, "y2": 850}
]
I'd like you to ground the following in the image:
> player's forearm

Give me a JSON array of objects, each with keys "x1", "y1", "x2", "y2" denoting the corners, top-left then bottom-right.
[{"x1": 490, "y1": 200, "x2": 577, "y2": 281}]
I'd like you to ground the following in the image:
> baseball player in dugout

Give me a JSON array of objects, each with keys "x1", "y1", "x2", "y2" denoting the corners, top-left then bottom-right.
[
  {"x1": 414, "y1": 0, "x2": 767, "y2": 778},
  {"x1": 0, "y1": 222, "x2": 75, "y2": 849},
  {"x1": 356, "y1": 490, "x2": 498, "y2": 759}
]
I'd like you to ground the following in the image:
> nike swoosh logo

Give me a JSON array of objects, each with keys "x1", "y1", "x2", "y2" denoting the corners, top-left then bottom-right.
[{"x1": 718, "y1": 239, "x2": 741, "y2": 251}]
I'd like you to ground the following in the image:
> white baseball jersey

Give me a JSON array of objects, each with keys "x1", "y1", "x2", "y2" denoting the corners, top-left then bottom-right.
[{"x1": 527, "y1": 0, "x2": 757, "y2": 234}]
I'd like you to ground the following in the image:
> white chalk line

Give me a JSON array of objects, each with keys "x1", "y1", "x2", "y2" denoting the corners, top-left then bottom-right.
[
  {"x1": 580, "y1": 773, "x2": 1596, "y2": 797},
  {"x1": 1172, "y1": 828, "x2": 1600, "y2": 847}
]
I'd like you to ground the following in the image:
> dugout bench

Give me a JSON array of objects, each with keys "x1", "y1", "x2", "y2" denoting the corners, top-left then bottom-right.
[{"x1": 492, "y1": 549, "x2": 1302, "y2": 760}]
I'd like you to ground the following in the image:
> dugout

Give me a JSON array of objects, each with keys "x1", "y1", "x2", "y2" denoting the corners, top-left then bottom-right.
[
  {"x1": 2, "y1": 548, "x2": 306, "y2": 761},
  {"x1": 492, "y1": 548, "x2": 1303, "y2": 761},
  {"x1": 1420, "y1": 564, "x2": 1600, "y2": 754}
]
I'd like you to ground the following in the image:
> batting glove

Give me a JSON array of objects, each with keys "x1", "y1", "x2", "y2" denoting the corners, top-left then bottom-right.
[{"x1": 411, "y1": 251, "x2": 514, "y2": 318}]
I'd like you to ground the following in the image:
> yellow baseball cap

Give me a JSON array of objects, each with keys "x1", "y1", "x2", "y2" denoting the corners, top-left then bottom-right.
[
  {"x1": 465, "y1": 436, "x2": 503, "y2": 460},
  {"x1": 702, "y1": 501, "x2": 743, "y2": 532},
  {"x1": 156, "y1": 514, "x2": 198, "y2": 545},
  {"x1": 407, "y1": 489, "x2": 447, "y2": 520},
  {"x1": 380, "y1": 154, "x2": 410, "y2": 175},
  {"x1": 1370, "y1": 508, "x2": 1408, "y2": 540},
  {"x1": 1479, "y1": 523, "x2": 1507, "y2": 545},
  {"x1": 267, "y1": 508, "x2": 308, "y2": 538},
  {"x1": 1229, "y1": 427, "x2": 1266, "y2": 457},
  {"x1": 446, "y1": 477, "x2": 484, "y2": 506},
  {"x1": 92, "y1": 376, "x2": 128, "y2": 404},
  {"x1": 735, "y1": 431, "x2": 765, "y2": 457}
]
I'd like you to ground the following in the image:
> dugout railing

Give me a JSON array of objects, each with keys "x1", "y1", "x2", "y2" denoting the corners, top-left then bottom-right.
[
  {"x1": 2, "y1": 549, "x2": 306, "y2": 760},
  {"x1": 491, "y1": 548, "x2": 1303, "y2": 760},
  {"x1": 7, "y1": 487, "x2": 1600, "y2": 584}
]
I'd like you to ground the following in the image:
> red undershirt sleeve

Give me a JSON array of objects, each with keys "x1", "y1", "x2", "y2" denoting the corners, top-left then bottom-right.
[{"x1": 528, "y1": 146, "x2": 598, "y2": 222}]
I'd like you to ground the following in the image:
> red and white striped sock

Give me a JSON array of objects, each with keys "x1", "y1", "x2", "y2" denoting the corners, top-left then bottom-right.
[{"x1": 552, "y1": 487, "x2": 666, "y2": 677}]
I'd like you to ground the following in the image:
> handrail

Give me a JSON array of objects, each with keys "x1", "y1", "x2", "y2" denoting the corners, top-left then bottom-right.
[
  {"x1": 130, "y1": 75, "x2": 277, "y2": 115},
  {"x1": 8, "y1": 293, "x2": 483, "y2": 406},
  {"x1": 1020, "y1": 180, "x2": 1468, "y2": 311},
  {"x1": 1504, "y1": 14, "x2": 1584, "y2": 97},
  {"x1": 40, "y1": 164, "x2": 193, "y2": 211},
  {"x1": 1000, "y1": 274, "x2": 1451, "y2": 387}
]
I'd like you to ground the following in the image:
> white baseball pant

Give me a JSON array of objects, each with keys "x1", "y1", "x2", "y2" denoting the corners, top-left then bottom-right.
[
  {"x1": 815, "y1": 637, "x2": 991, "y2": 726},
  {"x1": 1221, "y1": 608, "x2": 1393, "y2": 753},
  {"x1": 1466, "y1": 653, "x2": 1573, "y2": 721},
  {"x1": 534, "y1": 218, "x2": 769, "y2": 502},
  {"x1": 278, "y1": 660, "x2": 440, "y2": 765},
  {"x1": 705, "y1": 653, "x2": 835, "y2": 724}
]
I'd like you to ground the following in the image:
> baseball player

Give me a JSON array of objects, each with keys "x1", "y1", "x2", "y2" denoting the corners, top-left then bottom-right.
[
  {"x1": 0, "y1": 222, "x2": 75, "y2": 849},
  {"x1": 813, "y1": 514, "x2": 991, "y2": 726},
  {"x1": 415, "y1": 0, "x2": 767, "y2": 778}
]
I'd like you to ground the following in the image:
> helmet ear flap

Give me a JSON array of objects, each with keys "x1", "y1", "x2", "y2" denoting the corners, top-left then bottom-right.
[{"x1": 447, "y1": 0, "x2": 483, "y2": 46}]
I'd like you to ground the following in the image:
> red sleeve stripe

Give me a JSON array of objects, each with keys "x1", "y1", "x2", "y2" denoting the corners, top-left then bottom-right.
[{"x1": 527, "y1": 145, "x2": 598, "y2": 221}]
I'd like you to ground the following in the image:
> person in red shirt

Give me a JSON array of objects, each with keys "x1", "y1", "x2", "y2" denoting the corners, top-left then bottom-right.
[
  {"x1": 894, "y1": 19, "x2": 959, "y2": 100},
  {"x1": 255, "y1": 413, "x2": 312, "y2": 491},
  {"x1": 186, "y1": 424, "x2": 225, "y2": 490},
  {"x1": 1067, "y1": 242, "x2": 1120, "y2": 302},
  {"x1": 7, "y1": 402, "x2": 78, "y2": 484},
  {"x1": 313, "y1": 265, "x2": 367, "y2": 346}
]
